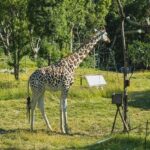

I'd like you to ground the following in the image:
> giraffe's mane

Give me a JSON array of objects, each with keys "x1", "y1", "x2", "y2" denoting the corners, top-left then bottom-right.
[
  {"x1": 55, "y1": 38, "x2": 92, "y2": 63},
  {"x1": 54, "y1": 31, "x2": 103, "y2": 66}
]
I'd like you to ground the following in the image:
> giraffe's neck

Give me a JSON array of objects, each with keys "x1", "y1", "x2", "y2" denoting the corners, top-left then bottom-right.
[
  {"x1": 55, "y1": 31, "x2": 108, "y2": 72},
  {"x1": 64, "y1": 35, "x2": 102, "y2": 70}
]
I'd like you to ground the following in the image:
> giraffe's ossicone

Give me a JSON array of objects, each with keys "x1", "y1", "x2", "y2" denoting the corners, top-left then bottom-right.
[{"x1": 27, "y1": 29, "x2": 110, "y2": 134}]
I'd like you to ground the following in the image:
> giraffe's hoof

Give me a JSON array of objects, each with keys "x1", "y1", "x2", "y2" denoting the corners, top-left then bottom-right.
[
  {"x1": 61, "y1": 129, "x2": 67, "y2": 134},
  {"x1": 66, "y1": 127, "x2": 71, "y2": 134},
  {"x1": 61, "y1": 130, "x2": 66, "y2": 134},
  {"x1": 30, "y1": 127, "x2": 33, "y2": 131},
  {"x1": 62, "y1": 128, "x2": 71, "y2": 134},
  {"x1": 30, "y1": 129, "x2": 34, "y2": 132},
  {"x1": 47, "y1": 127, "x2": 53, "y2": 132}
]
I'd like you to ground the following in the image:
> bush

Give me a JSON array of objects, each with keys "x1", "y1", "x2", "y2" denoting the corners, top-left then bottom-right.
[
  {"x1": 80, "y1": 55, "x2": 95, "y2": 68},
  {"x1": 36, "y1": 57, "x2": 48, "y2": 68},
  {"x1": 128, "y1": 40, "x2": 150, "y2": 69}
]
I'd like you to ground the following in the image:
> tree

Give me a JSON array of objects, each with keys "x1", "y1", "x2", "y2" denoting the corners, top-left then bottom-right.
[
  {"x1": 128, "y1": 40, "x2": 150, "y2": 69},
  {"x1": 106, "y1": 0, "x2": 150, "y2": 69},
  {"x1": 0, "y1": 0, "x2": 29, "y2": 80},
  {"x1": 27, "y1": 0, "x2": 112, "y2": 61}
]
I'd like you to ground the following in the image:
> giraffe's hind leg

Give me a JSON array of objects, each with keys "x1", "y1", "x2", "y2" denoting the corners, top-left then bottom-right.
[
  {"x1": 30, "y1": 95, "x2": 37, "y2": 131},
  {"x1": 38, "y1": 96, "x2": 53, "y2": 131},
  {"x1": 60, "y1": 89, "x2": 69, "y2": 134},
  {"x1": 30, "y1": 91, "x2": 44, "y2": 131}
]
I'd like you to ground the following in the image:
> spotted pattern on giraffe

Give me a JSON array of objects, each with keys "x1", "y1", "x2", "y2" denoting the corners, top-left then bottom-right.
[{"x1": 27, "y1": 29, "x2": 110, "y2": 133}]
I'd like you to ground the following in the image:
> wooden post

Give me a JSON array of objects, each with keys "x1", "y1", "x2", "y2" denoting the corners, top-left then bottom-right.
[
  {"x1": 80, "y1": 75, "x2": 83, "y2": 86},
  {"x1": 116, "y1": 0, "x2": 129, "y2": 132}
]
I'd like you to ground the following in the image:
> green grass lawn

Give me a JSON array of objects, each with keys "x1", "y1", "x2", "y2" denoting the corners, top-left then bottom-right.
[{"x1": 0, "y1": 68, "x2": 150, "y2": 149}]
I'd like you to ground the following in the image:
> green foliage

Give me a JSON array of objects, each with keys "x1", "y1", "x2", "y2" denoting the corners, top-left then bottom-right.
[
  {"x1": 27, "y1": 0, "x2": 112, "y2": 64},
  {"x1": 1, "y1": 0, "x2": 150, "y2": 70},
  {"x1": 106, "y1": 0, "x2": 150, "y2": 68},
  {"x1": 128, "y1": 40, "x2": 150, "y2": 69},
  {"x1": 27, "y1": 0, "x2": 69, "y2": 40},
  {"x1": 36, "y1": 57, "x2": 47, "y2": 68},
  {"x1": 80, "y1": 55, "x2": 95, "y2": 68},
  {"x1": 20, "y1": 56, "x2": 36, "y2": 68},
  {"x1": 0, "y1": 0, "x2": 113, "y2": 70},
  {"x1": 38, "y1": 38, "x2": 70, "y2": 63},
  {"x1": 125, "y1": 0, "x2": 150, "y2": 19},
  {"x1": 0, "y1": 0, "x2": 30, "y2": 79}
]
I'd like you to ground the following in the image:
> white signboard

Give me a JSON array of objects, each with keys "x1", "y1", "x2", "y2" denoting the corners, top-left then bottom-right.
[{"x1": 85, "y1": 75, "x2": 106, "y2": 87}]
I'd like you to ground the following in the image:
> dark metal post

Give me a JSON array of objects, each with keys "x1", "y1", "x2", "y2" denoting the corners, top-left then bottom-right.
[
  {"x1": 47, "y1": 54, "x2": 51, "y2": 66},
  {"x1": 116, "y1": 0, "x2": 129, "y2": 132}
]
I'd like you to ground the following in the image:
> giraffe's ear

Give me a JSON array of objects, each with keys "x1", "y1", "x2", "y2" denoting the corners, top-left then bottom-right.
[
  {"x1": 94, "y1": 27, "x2": 106, "y2": 33},
  {"x1": 94, "y1": 28, "x2": 98, "y2": 32},
  {"x1": 98, "y1": 27, "x2": 106, "y2": 32}
]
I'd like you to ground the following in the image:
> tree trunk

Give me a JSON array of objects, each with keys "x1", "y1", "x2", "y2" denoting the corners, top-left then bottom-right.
[
  {"x1": 14, "y1": 63, "x2": 19, "y2": 80},
  {"x1": 13, "y1": 49, "x2": 20, "y2": 80},
  {"x1": 70, "y1": 24, "x2": 74, "y2": 53}
]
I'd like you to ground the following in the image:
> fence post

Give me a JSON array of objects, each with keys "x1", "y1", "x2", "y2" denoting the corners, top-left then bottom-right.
[{"x1": 80, "y1": 75, "x2": 82, "y2": 86}]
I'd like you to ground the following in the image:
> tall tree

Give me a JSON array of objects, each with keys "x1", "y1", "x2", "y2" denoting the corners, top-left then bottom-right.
[
  {"x1": 0, "y1": 0, "x2": 29, "y2": 80},
  {"x1": 27, "y1": 0, "x2": 112, "y2": 59},
  {"x1": 106, "y1": 0, "x2": 150, "y2": 69}
]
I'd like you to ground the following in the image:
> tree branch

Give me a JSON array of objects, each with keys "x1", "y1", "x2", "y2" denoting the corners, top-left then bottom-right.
[
  {"x1": 0, "y1": 23, "x2": 11, "y2": 56},
  {"x1": 29, "y1": 28, "x2": 41, "y2": 58},
  {"x1": 126, "y1": 16, "x2": 150, "y2": 33},
  {"x1": 116, "y1": 0, "x2": 125, "y2": 19}
]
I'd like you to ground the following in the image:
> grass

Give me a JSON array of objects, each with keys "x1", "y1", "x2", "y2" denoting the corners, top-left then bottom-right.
[
  {"x1": 0, "y1": 68, "x2": 150, "y2": 149},
  {"x1": 0, "y1": 68, "x2": 122, "y2": 100}
]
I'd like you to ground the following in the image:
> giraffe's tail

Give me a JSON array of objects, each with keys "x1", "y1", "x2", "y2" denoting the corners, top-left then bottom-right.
[{"x1": 26, "y1": 79, "x2": 31, "y2": 123}]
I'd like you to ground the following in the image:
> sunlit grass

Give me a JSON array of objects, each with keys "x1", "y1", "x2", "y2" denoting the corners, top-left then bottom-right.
[
  {"x1": 0, "y1": 68, "x2": 150, "y2": 149},
  {"x1": 0, "y1": 68, "x2": 123, "y2": 100}
]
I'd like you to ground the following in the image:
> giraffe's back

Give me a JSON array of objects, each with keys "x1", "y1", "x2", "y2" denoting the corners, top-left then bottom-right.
[{"x1": 29, "y1": 65, "x2": 74, "y2": 92}]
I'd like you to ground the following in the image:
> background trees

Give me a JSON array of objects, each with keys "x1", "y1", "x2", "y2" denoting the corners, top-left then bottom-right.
[
  {"x1": 106, "y1": 0, "x2": 150, "y2": 70},
  {"x1": 0, "y1": 0, "x2": 149, "y2": 80},
  {"x1": 27, "y1": 0, "x2": 111, "y2": 50},
  {"x1": 0, "y1": 0, "x2": 29, "y2": 80}
]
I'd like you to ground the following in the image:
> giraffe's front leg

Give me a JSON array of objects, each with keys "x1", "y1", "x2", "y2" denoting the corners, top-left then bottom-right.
[
  {"x1": 63, "y1": 98, "x2": 68, "y2": 133},
  {"x1": 60, "y1": 99, "x2": 65, "y2": 133},
  {"x1": 60, "y1": 89, "x2": 69, "y2": 134}
]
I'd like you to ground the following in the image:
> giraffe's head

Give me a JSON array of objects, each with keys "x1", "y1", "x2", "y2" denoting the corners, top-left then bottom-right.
[{"x1": 94, "y1": 29, "x2": 110, "y2": 43}]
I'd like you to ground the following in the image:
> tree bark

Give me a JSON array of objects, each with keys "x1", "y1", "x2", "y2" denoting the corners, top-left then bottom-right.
[
  {"x1": 14, "y1": 63, "x2": 19, "y2": 80},
  {"x1": 70, "y1": 24, "x2": 74, "y2": 53},
  {"x1": 13, "y1": 49, "x2": 20, "y2": 80}
]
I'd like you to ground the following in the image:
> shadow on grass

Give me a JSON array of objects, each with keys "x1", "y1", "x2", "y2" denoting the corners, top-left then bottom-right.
[
  {"x1": 128, "y1": 90, "x2": 150, "y2": 110},
  {"x1": 0, "y1": 81, "x2": 18, "y2": 89},
  {"x1": 0, "y1": 128, "x2": 92, "y2": 138},
  {"x1": 0, "y1": 128, "x2": 30, "y2": 135},
  {"x1": 68, "y1": 135, "x2": 150, "y2": 150},
  {"x1": 0, "y1": 128, "x2": 60, "y2": 135}
]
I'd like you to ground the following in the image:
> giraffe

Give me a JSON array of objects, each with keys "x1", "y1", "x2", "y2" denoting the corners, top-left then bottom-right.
[{"x1": 26, "y1": 29, "x2": 110, "y2": 134}]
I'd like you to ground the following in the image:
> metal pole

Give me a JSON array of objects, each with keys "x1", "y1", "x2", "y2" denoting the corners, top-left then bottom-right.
[
  {"x1": 116, "y1": 0, "x2": 128, "y2": 132},
  {"x1": 122, "y1": 19, "x2": 128, "y2": 131},
  {"x1": 47, "y1": 54, "x2": 51, "y2": 66}
]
